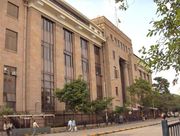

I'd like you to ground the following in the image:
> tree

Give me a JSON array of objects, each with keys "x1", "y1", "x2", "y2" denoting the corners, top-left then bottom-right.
[
  {"x1": 91, "y1": 98, "x2": 113, "y2": 114},
  {"x1": 157, "y1": 93, "x2": 174, "y2": 112},
  {"x1": 115, "y1": 0, "x2": 180, "y2": 81},
  {"x1": 114, "y1": 105, "x2": 128, "y2": 115},
  {"x1": 153, "y1": 77, "x2": 170, "y2": 93},
  {"x1": 0, "y1": 106, "x2": 14, "y2": 116},
  {"x1": 140, "y1": 0, "x2": 180, "y2": 80},
  {"x1": 55, "y1": 78, "x2": 89, "y2": 113},
  {"x1": 55, "y1": 77, "x2": 113, "y2": 114},
  {"x1": 127, "y1": 79, "x2": 153, "y2": 107}
]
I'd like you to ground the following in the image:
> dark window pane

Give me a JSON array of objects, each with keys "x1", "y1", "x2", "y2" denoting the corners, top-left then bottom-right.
[
  {"x1": 94, "y1": 45, "x2": 102, "y2": 99},
  {"x1": 5, "y1": 29, "x2": 17, "y2": 51},
  {"x1": 7, "y1": 2, "x2": 19, "y2": 19},
  {"x1": 3, "y1": 66, "x2": 16, "y2": 110},
  {"x1": 41, "y1": 17, "x2": 54, "y2": 112},
  {"x1": 81, "y1": 38, "x2": 89, "y2": 82},
  {"x1": 64, "y1": 29, "x2": 73, "y2": 82},
  {"x1": 115, "y1": 87, "x2": 118, "y2": 96}
]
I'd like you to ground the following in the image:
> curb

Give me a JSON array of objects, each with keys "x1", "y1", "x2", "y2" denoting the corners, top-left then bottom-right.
[{"x1": 88, "y1": 122, "x2": 160, "y2": 136}]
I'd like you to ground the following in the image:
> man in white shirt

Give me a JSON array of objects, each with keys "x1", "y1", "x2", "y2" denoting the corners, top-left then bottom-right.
[
  {"x1": 67, "y1": 119, "x2": 72, "y2": 131},
  {"x1": 32, "y1": 120, "x2": 39, "y2": 136}
]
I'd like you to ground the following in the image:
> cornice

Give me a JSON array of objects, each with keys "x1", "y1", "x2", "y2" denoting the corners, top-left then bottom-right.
[{"x1": 28, "y1": 0, "x2": 105, "y2": 45}]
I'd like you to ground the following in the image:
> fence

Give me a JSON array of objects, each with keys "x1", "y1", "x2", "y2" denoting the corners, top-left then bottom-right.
[
  {"x1": 0, "y1": 109, "x2": 159, "y2": 131},
  {"x1": 51, "y1": 109, "x2": 159, "y2": 127},
  {"x1": 162, "y1": 119, "x2": 180, "y2": 136}
]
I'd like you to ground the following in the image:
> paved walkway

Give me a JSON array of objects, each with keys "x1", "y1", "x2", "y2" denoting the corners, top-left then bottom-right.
[{"x1": 38, "y1": 118, "x2": 178, "y2": 136}]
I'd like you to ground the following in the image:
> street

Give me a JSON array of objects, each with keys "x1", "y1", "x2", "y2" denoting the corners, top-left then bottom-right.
[
  {"x1": 38, "y1": 118, "x2": 178, "y2": 136},
  {"x1": 105, "y1": 124, "x2": 162, "y2": 136}
]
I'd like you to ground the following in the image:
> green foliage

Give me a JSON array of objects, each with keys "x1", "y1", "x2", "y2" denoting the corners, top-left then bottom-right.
[
  {"x1": 139, "y1": 0, "x2": 180, "y2": 81},
  {"x1": 91, "y1": 98, "x2": 113, "y2": 114},
  {"x1": 55, "y1": 78, "x2": 89, "y2": 112},
  {"x1": 153, "y1": 77, "x2": 170, "y2": 93},
  {"x1": 154, "y1": 92, "x2": 174, "y2": 112},
  {"x1": 55, "y1": 78, "x2": 113, "y2": 114},
  {"x1": 115, "y1": 0, "x2": 128, "y2": 10},
  {"x1": 114, "y1": 106, "x2": 128, "y2": 115},
  {"x1": 127, "y1": 79, "x2": 153, "y2": 107},
  {"x1": 0, "y1": 106, "x2": 14, "y2": 116}
]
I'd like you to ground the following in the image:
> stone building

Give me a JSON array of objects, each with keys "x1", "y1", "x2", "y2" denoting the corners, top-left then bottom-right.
[{"x1": 0, "y1": 0, "x2": 152, "y2": 114}]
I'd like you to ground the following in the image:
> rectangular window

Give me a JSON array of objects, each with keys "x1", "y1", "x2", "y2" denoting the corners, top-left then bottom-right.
[
  {"x1": 114, "y1": 66, "x2": 118, "y2": 78},
  {"x1": 147, "y1": 75, "x2": 150, "y2": 81},
  {"x1": 139, "y1": 70, "x2": 142, "y2": 78},
  {"x1": 113, "y1": 50, "x2": 115, "y2": 60},
  {"x1": 115, "y1": 87, "x2": 118, "y2": 96},
  {"x1": 64, "y1": 29, "x2": 73, "y2": 82},
  {"x1": 41, "y1": 17, "x2": 54, "y2": 112},
  {"x1": 94, "y1": 45, "x2": 103, "y2": 99},
  {"x1": 5, "y1": 29, "x2": 18, "y2": 51},
  {"x1": 7, "y1": 2, "x2": 19, "y2": 19},
  {"x1": 110, "y1": 34, "x2": 113, "y2": 41},
  {"x1": 134, "y1": 64, "x2": 137, "y2": 71},
  {"x1": 3, "y1": 66, "x2": 16, "y2": 111},
  {"x1": 143, "y1": 73, "x2": 146, "y2": 80},
  {"x1": 81, "y1": 38, "x2": 89, "y2": 82}
]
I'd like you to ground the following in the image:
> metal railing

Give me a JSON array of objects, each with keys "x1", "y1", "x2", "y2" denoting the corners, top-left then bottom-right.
[{"x1": 162, "y1": 119, "x2": 180, "y2": 136}]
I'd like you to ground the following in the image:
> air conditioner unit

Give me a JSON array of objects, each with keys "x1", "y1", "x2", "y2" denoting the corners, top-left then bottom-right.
[
  {"x1": 11, "y1": 71, "x2": 17, "y2": 76},
  {"x1": 4, "y1": 68, "x2": 9, "y2": 74}
]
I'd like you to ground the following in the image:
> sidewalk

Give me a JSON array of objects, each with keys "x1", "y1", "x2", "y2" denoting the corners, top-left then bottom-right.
[{"x1": 38, "y1": 118, "x2": 178, "y2": 136}]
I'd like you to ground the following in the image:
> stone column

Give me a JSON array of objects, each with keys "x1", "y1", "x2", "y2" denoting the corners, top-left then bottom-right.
[
  {"x1": 124, "y1": 62, "x2": 130, "y2": 87},
  {"x1": 74, "y1": 34, "x2": 82, "y2": 78},
  {"x1": 26, "y1": 8, "x2": 42, "y2": 113},
  {"x1": 89, "y1": 42, "x2": 97, "y2": 100},
  {"x1": 55, "y1": 25, "x2": 65, "y2": 112},
  {"x1": 123, "y1": 61, "x2": 131, "y2": 103}
]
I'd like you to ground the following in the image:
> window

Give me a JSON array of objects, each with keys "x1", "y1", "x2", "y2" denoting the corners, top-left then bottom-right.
[
  {"x1": 41, "y1": 17, "x2": 54, "y2": 112},
  {"x1": 128, "y1": 48, "x2": 131, "y2": 53},
  {"x1": 139, "y1": 70, "x2": 142, "y2": 78},
  {"x1": 134, "y1": 64, "x2": 137, "y2": 71},
  {"x1": 143, "y1": 73, "x2": 146, "y2": 80},
  {"x1": 64, "y1": 29, "x2": 73, "y2": 82},
  {"x1": 147, "y1": 75, "x2": 150, "y2": 81},
  {"x1": 114, "y1": 66, "x2": 118, "y2": 78},
  {"x1": 114, "y1": 37, "x2": 117, "y2": 43},
  {"x1": 3, "y1": 66, "x2": 16, "y2": 111},
  {"x1": 5, "y1": 29, "x2": 18, "y2": 51},
  {"x1": 81, "y1": 38, "x2": 89, "y2": 82},
  {"x1": 125, "y1": 46, "x2": 127, "y2": 52},
  {"x1": 7, "y1": 2, "x2": 19, "y2": 19},
  {"x1": 115, "y1": 87, "x2": 118, "y2": 96},
  {"x1": 110, "y1": 34, "x2": 113, "y2": 41},
  {"x1": 94, "y1": 45, "x2": 103, "y2": 99},
  {"x1": 113, "y1": 50, "x2": 115, "y2": 60}
]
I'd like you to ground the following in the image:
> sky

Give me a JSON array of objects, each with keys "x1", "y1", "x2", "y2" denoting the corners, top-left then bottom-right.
[{"x1": 65, "y1": 0, "x2": 180, "y2": 95}]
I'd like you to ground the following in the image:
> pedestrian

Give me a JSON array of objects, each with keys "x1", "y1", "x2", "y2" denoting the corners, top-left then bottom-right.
[
  {"x1": 8, "y1": 121, "x2": 13, "y2": 136},
  {"x1": 3, "y1": 121, "x2": 9, "y2": 136},
  {"x1": 67, "y1": 119, "x2": 72, "y2": 131},
  {"x1": 119, "y1": 115, "x2": 123, "y2": 124},
  {"x1": 32, "y1": 120, "x2": 39, "y2": 136},
  {"x1": 72, "y1": 120, "x2": 77, "y2": 132},
  {"x1": 162, "y1": 113, "x2": 167, "y2": 120}
]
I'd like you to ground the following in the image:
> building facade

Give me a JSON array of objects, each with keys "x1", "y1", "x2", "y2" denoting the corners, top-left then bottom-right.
[
  {"x1": 92, "y1": 16, "x2": 134, "y2": 109},
  {"x1": 0, "y1": 0, "x2": 152, "y2": 114}
]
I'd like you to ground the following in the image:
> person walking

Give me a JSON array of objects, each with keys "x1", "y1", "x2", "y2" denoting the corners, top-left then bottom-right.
[
  {"x1": 3, "y1": 121, "x2": 9, "y2": 136},
  {"x1": 72, "y1": 120, "x2": 77, "y2": 132},
  {"x1": 67, "y1": 119, "x2": 72, "y2": 131},
  {"x1": 32, "y1": 120, "x2": 39, "y2": 136},
  {"x1": 8, "y1": 121, "x2": 13, "y2": 136}
]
